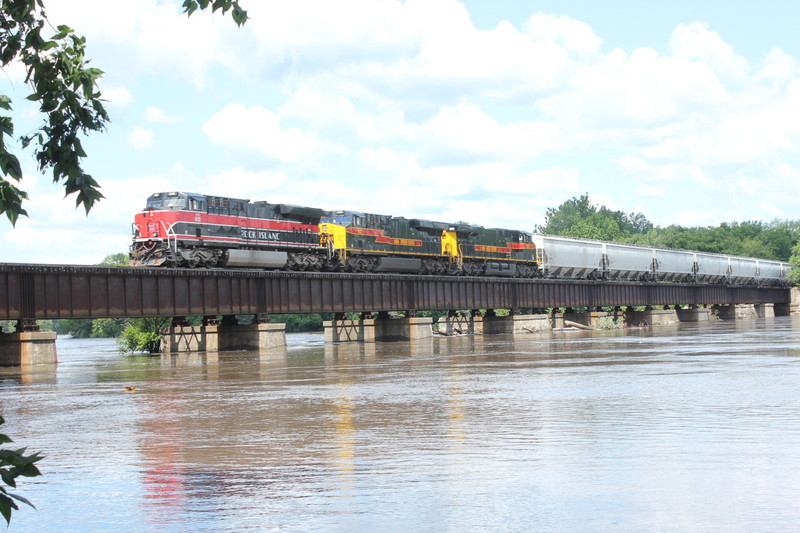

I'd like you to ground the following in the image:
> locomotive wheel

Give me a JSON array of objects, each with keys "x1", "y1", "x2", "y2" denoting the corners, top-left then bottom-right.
[
  {"x1": 463, "y1": 262, "x2": 483, "y2": 276},
  {"x1": 447, "y1": 262, "x2": 464, "y2": 276}
]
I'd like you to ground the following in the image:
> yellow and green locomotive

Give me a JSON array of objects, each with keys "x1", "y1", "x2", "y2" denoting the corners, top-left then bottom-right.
[{"x1": 320, "y1": 210, "x2": 539, "y2": 277}]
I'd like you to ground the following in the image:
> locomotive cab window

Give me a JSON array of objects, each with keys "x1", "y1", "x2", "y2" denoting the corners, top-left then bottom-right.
[{"x1": 189, "y1": 198, "x2": 207, "y2": 212}]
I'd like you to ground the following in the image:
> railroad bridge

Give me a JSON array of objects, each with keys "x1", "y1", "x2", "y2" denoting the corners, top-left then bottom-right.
[{"x1": 0, "y1": 263, "x2": 792, "y2": 365}]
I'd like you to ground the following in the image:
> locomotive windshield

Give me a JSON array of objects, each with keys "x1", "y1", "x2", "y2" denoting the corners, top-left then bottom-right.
[
  {"x1": 322, "y1": 211, "x2": 365, "y2": 227},
  {"x1": 144, "y1": 192, "x2": 206, "y2": 212}
]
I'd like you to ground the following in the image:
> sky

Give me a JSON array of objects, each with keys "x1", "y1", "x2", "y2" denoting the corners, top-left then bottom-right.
[{"x1": 2, "y1": 0, "x2": 799, "y2": 264}]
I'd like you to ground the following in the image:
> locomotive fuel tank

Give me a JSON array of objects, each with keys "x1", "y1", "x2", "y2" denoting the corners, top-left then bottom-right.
[{"x1": 225, "y1": 250, "x2": 289, "y2": 268}]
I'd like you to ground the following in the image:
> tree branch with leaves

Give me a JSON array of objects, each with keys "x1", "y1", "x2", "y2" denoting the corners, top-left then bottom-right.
[
  {"x1": 0, "y1": 0, "x2": 247, "y2": 226},
  {"x1": 0, "y1": 416, "x2": 43, "y2": 525}
]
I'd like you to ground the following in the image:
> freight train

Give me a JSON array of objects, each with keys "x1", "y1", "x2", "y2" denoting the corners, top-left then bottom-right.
[{"x1": 129, "y1": 191, "x2": 791, "y2": 286}]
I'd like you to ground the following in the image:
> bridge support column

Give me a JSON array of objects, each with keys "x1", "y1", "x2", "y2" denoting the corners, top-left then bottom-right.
[
  {"x1": 733, "y1": 304, "x2": 755, "y2": 319},
  {"x1": 775, "y1": 302, "x2": 791, "y2": 317},
  {"x1": 623, "y1": 308, "x2": 679, "y2": 327},
  {"x1": 0, "y1": 330, "x2": 57, "y2": 366},
  {"x1": 324, "y1": 317, "x2": 433, "y2": 342},
  {"x1": 553, "y1": 310, "x2": 627, "y2": 328},
  {"x1": 161, "y1": 318, "x2": 286, "y2": 353},
  {"x1": 676, "y1": 306, "x2": 710, "y2": 322},
  {"x1": 711, "y1": 304, "x2": 737, "y2": 320},
  {"x1": 754, "y1": 304, "x2": 775, "y2": 318},
  {"x1": 786, "y1": 287, "x2": 800, "y2": 316},
  {"x1": 376, "y1": 317, "x2": 433, "y2": 341},
  {"x1": 480, "y1": 314, "x2": 550, "y2": 334}
]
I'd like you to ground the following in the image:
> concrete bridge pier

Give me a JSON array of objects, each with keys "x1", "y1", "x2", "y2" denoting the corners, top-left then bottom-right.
[
  {"x1": 623, "y1": 307, "x2": 681, "y2": 327},
  {"x1": 552, "y1": 309, "x2": 625, "y2": 328},
  {"x1": 324, "y1": 312, "x2": 434, "y2": 343},
  {"x1": 161, "y1": 315, "x2": 286, "y2": 353},
  {"x1": 478, "y1": 311, "x2": 550, "y2": 335},
  {"x1": 675, "y1": 305, "x2": 710, "y2": 322},
  {"x1": 0, "y1": 321, "x2": 57, "y2": 366},
  {"x1": 754, "y1": 303, "x2": 775, "y2": 318}
]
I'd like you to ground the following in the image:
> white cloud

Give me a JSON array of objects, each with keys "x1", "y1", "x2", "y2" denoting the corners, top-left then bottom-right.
[
  {"x1": 665, "y1": 209, "x2": 722, "y2": 227},
  {"x1": 525, "y1": 13, "x2": 602, "y2": 57},
  {"x1": 757, "y1": 200, "x2": 785, "y2": 219},
  {"x1": 145, "y1": 107, "x2": 183, "y2": 124},
  {"x1": 636, "y1": 184, "x2": 667, "y2": 197},
  {"x1": 203, "y1": 104, "x2": 331, "y2": 162},
  {"x1": 755, "y1": 48, "x2": 800, "y2": 85},
  {"x1": 204, "y1": 168, "x2": 290, "y2": 200},
  {"x1": 484, "y1": 167, "x2": 581, "y2": 195},
  {"x1": 128, "y1": 126, "x2": 154, "y2": 150},
  {"x1": 102, "y1": 86, "x2": 135, "y2": 108},
  {"x1": 669, "y1": 22, "x2": 749, "y2": 82},
  {"x1": 416, "y1": 105, "x2": 565, "y2": 163}
]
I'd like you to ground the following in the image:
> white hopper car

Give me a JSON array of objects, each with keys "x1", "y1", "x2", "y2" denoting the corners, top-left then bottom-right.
[{"x1": 532, "y1": 234, "x2": 791, "y2": 286}]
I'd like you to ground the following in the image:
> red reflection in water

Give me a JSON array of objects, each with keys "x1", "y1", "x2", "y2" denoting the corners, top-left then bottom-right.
[{"x1": 139, "y1": 390, "x2": 188, "y2": 526}]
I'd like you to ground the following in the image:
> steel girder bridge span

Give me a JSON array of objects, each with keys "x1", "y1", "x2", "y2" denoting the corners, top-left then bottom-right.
[
  {"x1": 0, "y1": 263, "x2": 791, "y2": 365},
  {"x1": 0, "y1": 263, "x2": 790, "y2": 320}
]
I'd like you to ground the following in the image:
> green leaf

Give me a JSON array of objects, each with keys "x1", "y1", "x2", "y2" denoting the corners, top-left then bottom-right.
[
  {"x1": 232, "y1": 5, "x2": 249, "y2": 26},
  {"x1": 3, "y1": 154, "x2": 23, "y2": 181},
  {"x1": 0, "y1": 494, "x2": 16, "y2": 526},
  {"x1": 52, "y1": 25, "x2": 74, "y2": 40},
  {"x1": 7, "y1": 492, "x2": 34, "y2": 510},
  {"x1": 182, "y1": 0, "x2": 199, "y2": 16},
  {"x1": 0, "y1": 470, "x2": 15, "y2": 489}
]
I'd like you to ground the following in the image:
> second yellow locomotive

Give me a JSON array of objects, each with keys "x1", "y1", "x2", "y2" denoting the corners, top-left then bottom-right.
[{"x1": 320, "y1": 210, "x2": 539, "y2": 277}]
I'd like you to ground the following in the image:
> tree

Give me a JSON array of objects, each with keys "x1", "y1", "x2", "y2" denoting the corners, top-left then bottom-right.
[
  {"x1": 98, "y1": 253, "x2": 129, "y2": 266},
  {"x1": 536, "y1": 193, "x2": 653, "y2": 241},
  {"x1": 789, "y1": 241, "x2": 800, "y2": 285},
  {"x1": 118, "y1": 317, "x2": 171, "y2": 354},
  {"x1": 0, "y1": 416, "x2": 42, "y2": 525},
  {"x1": 0, "y1": 0, "x2": 247, "y2": 225}
]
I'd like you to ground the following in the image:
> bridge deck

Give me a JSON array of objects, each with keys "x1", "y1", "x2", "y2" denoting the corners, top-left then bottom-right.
[{"x1": 0, "y1": 263, "x2": 791, "y2": 320}]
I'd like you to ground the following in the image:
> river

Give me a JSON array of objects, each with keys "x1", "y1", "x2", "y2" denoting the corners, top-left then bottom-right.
[{"x1": 1, "y1": 318, "x2": 799, "y2": 532}]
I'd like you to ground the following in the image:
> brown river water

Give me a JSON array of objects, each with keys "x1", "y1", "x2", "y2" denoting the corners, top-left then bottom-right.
[{"x1": 1, "y1": 317, "x2": 800, "y2": 532}]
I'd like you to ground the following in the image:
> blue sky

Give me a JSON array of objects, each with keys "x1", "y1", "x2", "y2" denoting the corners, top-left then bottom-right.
[{"x1": 2, "y1": 0, "x2": 799, "y2": 264}]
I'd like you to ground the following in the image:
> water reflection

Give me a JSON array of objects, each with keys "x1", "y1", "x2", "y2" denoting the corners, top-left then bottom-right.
[{"x1": 3, "y1": 319, "x2": 800, "y2": 531}]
